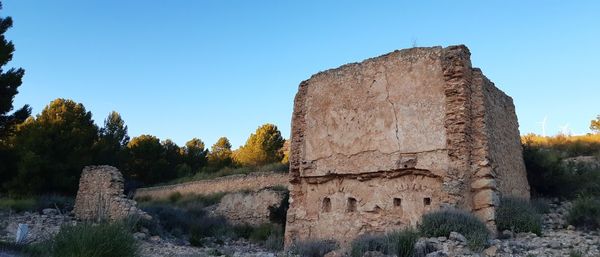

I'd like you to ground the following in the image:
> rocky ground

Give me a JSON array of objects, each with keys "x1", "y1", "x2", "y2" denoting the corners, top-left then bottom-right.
[
  {"x1": 0, "y1": 209, "x2": 278, "y2": 257},
  {"x1": 1, "y1": 200, "x2": 599, "y2": 257},
  {"x1": 420, "y1": 201, "x2": 600, "y2": 257}
]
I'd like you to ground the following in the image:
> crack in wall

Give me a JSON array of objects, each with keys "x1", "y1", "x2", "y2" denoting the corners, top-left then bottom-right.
[
  {"x1": 301, "y1": 168, "x2": 442, "y2": 184},
  {"x1": 381, "y1": 67, "x2": 402, "y2": 150},
  {"x1": 306, "y1": 148, "x2": 448, "y2": 163}
]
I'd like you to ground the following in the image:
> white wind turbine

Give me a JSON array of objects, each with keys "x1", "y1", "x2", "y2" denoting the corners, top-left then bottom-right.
[
  {"x1": 559, "y1": 123, "x2": 571, "y2": 135},
  {"x1": 537, "y1": 116, "x2": 548, "y2": 137}
]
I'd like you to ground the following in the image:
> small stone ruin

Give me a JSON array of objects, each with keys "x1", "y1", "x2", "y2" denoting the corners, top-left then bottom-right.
[
  {"x1": 74, "y1": 165, "x2": 149, "y2": 221},
  {"x1": 215, "y1": 188, "x2": 287, "y2": 226}
]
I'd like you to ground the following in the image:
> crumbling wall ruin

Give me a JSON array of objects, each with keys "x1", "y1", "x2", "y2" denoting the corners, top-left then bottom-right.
[
  {"x1": 285, "y1": 45, "x2": 529, "y2": 247},
  {"x1": 74, "y1": 165, "x2": 148, "y2": 221},
  {"x1": 215, "y1": 188, "x2": 287, "y2": 226}
]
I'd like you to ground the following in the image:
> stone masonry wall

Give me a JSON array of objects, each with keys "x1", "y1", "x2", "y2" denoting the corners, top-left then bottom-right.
[
  {"x1": 285, "y1": 45, "x2": 529, "y2": 248},
  {"x1": 134, "y1": 172, "x2": 289, "y2": 200},
  {"x1": 74, "y1": 165, "x2": 148, "y2": 221},
  {"x1": 479, "y1": 70, "x2": 530, "y2": 199},
  {"x1": 215, "y1": 188, "x2": 287, "y2": 226}
]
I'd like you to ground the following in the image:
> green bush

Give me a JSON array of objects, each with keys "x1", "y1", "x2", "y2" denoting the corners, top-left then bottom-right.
[
  {"x1": 0, "y1": 195, "x2": 74, "y2": 213},
  {"x1": 419, "y1": 209, "x2": 489, "y2": 251},
  {"x1": 350, "y1": 229, "x2": 420, "y2": 257},
  {"x1": 567, "y1": 196, "x2": 600, "y2": 230},
  {"x1": 256, "y1": 162, "x2": 289, "y2": 173},
  {"x1": 227, "y1": 223, "x2": 284, "y2": 249},
  {"x1": 522, "y1": 136, "x2": 600, "y2": 199},
  {"x1": 0, "y1": 198, "x2": 36, "y2": 212},
  {"x1": 531, "y1": 198, "x2": 551, "y2": 214},
  {"x1": 290, "y1": 239, "x2": 338, "y2": 257},
  {"x1": 138, "y1": 192, "x2": 226, "y2": 209},
  {"x1": 144, "y1": 205, "x2": 189, "y2": 236},
  {"x1": 248, "y1": 223, "x2": 278, "y2": 242},
  {"x1": 264, "y1": 225, "x2": 284, "y2": 251},
  {"x1": 189, "y1": 217, "x2": 230, "y2": 246},
  {"x1": 27, "y1": 222, "x2": 139, "y2": 257},
  {"x1": 168, "y1": 192, "x2": 182, "y2": 203},
  {"x1": 496, "y1": 197, "x2": 542, "y2": 235}
]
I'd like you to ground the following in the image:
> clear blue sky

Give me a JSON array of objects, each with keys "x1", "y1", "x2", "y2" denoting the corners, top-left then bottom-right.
[{"x1": 4, "y1": 1, "x2": 600, "y2": 148}]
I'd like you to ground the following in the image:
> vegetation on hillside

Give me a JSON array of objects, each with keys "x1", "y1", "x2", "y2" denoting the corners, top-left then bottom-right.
[
  {"x1": 0, "y1": 93, "x2": 289, "y2": 197},
  {"x1": 522, "y1": 131, "x2": 600, "y2": 198}
]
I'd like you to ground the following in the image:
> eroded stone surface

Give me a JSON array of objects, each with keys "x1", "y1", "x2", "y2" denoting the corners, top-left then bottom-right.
[
  {"x1": 74, "y1": 165, "x2": 148, "y2": 221},
  {"x1": 216, "y1": 188, "x2": 287, "y2": 226},
  {"x1": 285, "y1": 45, "x2": 529, "y2": 247}
]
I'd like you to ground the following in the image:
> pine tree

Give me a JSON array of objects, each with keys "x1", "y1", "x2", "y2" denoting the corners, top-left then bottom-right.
[
  {"x1": 233, "y1": 124, "x2": 285, "y2": 166},
  {"x1": 591, "y1": 115, "x2": 600, "y2": 134},
  {"x1": 0, "y1": 2, "x2": 29, "y2": 143},
  {"x1": 8, "y1": 99, "x2": 98, "y2": 195},
  {"x1": 183, "y1": 138, "x2": 208, "y2": 172},
  {"x1": 95, "y1": 111, "x2": 130, "y2": 166},
  {"x1": 208, "y1": 137, "x2": 233, "y2": 168}
]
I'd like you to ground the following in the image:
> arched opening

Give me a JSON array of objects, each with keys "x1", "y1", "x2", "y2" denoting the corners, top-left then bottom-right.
[
  {"x1": 322, "y1": 197, "x2": 331, "y2": 212},
  {"x1": 347, "y1": 197, "x2": 357, "y2": 212}
]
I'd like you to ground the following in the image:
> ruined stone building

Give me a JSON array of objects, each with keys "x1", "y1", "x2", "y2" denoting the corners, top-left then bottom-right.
[{"x1": 284, "y1": 45, "x2": 530, "y2": 247}]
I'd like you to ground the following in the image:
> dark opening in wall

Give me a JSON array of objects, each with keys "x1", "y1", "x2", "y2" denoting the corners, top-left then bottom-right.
[
  {"x1": 423, "y1": 197, "x2": 431, "y2": 206},
  {"x1": 347, "y1": 197, "x2": 357, "y2": 212},
  {"x1": 322, "y1": 197, "x2": 331, "y2": 212},
  {"x1": 393, "y1": 198, "x2": 402, "y2": 207}
]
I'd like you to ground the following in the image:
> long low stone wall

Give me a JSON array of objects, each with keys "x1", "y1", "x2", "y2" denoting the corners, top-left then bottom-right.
[{"x1": 134, "y1": 172, "x2": 289, "y2": 200}]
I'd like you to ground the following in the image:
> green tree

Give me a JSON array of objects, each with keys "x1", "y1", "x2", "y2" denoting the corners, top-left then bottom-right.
[
  {"x1": 125, "y1": 135, "x2": 169, "y2": 185},
  {"x1": 182, "y1": 138, "x2": 208, "y2": 172},
  {"x1": 591, "y1": 115, "x2": 600, "y2": 134},
  {"x1": 162, "y1": 139, "x2": 183, "y2": 175},
  {"x1": 8, "y1": 99, "x2": 98, "y2": 195},
  {"x1": 207, "y1": 137, "x2": 233, "y2": 168},
  {"x1": 0, "y1": 2, "x2": 30, "y2": 192},
  {"x1": 94, "y1": 111, "x2": 129, "y2": 167},
  {"x1": 233, "y1": 124, "x2": 285, "y2": 166},
  {"x1": 0, "y1": 2, "x2": 29, "y2": 142}
]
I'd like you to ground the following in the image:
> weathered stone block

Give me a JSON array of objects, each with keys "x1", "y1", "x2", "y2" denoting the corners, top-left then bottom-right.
[
  {"x1": 285, "y1": 45, "x2": 529, "y2": 248},
  {"x1": 215, "y1": 188, "x2": 287, "y2": 226},
  {"x1": 74, "y1": 165, "x2": 149, "y2": 221}
]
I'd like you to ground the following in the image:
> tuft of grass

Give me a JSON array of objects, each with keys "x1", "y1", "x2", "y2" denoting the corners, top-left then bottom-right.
[
  {"x1": 290, "y1": 239, "x2": 339, "y2": 257},
  {"x1": 264, "y1": 225, "x2": 284, "y2": 251},
  {"x1": 567, "y1": 196, "x2": 600, "y2": 230},
  {"x1": 496, "y1": 197, "x2": 543, "y2": 235},
  {"x1": 350, "y1": 229, "x2": 420, "y2": 257},
  {"x1": 419, "y1": 209, "x2": 489, "y2": 251},
  {"x1": 26, "y1": 222, "x2": 139, "y2": 257},
  {"x1": 530, "y1": 198, "x2": 551, "y2": 214}
]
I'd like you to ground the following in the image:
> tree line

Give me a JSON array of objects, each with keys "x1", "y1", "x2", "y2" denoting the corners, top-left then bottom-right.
[{"x1": 0, "y1": 8, "x2": 286, "y2": 197}]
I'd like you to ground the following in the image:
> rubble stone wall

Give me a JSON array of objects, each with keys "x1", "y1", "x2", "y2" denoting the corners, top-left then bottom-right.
[
  {"x1": 215, "y1": 189, "x2": 287, "y2": 226},
  {"x1": 74, "y1": 165, "x2": 148, "y2": 221},
  {"x1": 285, "y1": 45, "x2": 529, "y2": 247}
]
